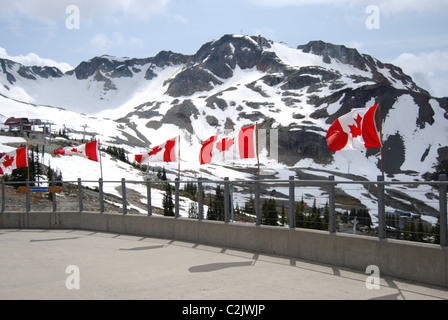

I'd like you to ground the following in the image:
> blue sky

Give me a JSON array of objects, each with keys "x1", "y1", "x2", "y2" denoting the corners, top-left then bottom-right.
[{"x1": 0, "y1": 0, "x2": 447, "y2": 97}]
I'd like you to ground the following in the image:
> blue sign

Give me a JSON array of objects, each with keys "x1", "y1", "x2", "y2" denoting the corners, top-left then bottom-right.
[{"x1": 30, "y1": 188, "x2": 50, "y2": 192}]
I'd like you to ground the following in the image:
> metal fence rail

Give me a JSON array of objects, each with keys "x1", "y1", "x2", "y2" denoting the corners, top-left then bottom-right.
[{"x1": 1, "y1": 174, "x2": 447, "y2": 246}]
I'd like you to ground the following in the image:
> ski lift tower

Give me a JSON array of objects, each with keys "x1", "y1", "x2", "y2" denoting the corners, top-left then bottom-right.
[
  {"x1": 38, "y1": 120, "x2": 55, "y2": 145},
  {"x1": 82, "y1": 124, "x2": 89, "y2": 143}
]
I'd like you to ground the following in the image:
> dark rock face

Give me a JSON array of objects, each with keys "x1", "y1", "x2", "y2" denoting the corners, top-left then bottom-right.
[
  {"x1": 165, "y1": 35, "x2": 273, "y2": 97},
  {"x1": 278, "y1": 127, "x2": 333, "y2": 166},
  {"x1": 0, "y1": 59, "x2": 65, "y2": 85},
  {"x1": 298, "y1": 40, "x2": 371, "y2": 72},
  {"x1": 1, "y1": 59, "x2": 18, "y2": 84},
  {"x1": 382, "y1": 133, "x2": 406, "y2": 174},
  {"x1": 166, "y1": 67, "x2": 223, "y2": 97},
  {"x1": 193, "y1": 34, "x2": 268, "y2": 77},
  {"x1": 70, "y1": 57, "x2": 117, "y2": 80},
  {"x1": 163, "y1": 99, "x2": 199, "y2": 133},
  {"x1": 1, "y1": 34, "x2": 446, "y2": 176},
  {"x1": 111, "y1": 36, "x2": 446, "y2": 173},
  {"x1": 69, "y1": 52, "x2": 187, "y2": 82}
]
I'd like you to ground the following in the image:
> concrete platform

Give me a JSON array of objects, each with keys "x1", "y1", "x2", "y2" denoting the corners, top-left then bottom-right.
[{"x1": 1, "y1": 229, "x2": 447, "y2": 301}]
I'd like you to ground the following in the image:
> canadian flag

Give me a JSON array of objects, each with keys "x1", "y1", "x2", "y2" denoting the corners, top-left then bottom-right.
[
  {"x1": 0, "y1": 146, "x2": 28, "y2": 175},
  {"x1": 135, "y1": 137, "x2": 178, "y2": 164},
  {"x1": 54, "y1": 141, "x2": 99, "y2": 162},
  {"x1": 326, "y1": 105, "x2": 382, "y2": 152},
  {"x1": 200, "y1": 125, "x2": 257, "y2": 165}
]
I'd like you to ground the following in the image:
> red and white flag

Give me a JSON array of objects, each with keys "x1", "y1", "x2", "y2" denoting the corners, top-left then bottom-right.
[
  {"x1": 54, "y1": 141, "x2": 99, "y2": 162},
  {"x1": 200, "y1": 125, "x2": 257, "y2": 165},
  {"x1": 326, "y1": 105, "x2": 382, "y2": 152},
  {"x1": 0, "y1": 146, "x2": 28, "y2": 175},
  {"x1": 135, "y1": 137, "x2": 178, "y2": 164}
]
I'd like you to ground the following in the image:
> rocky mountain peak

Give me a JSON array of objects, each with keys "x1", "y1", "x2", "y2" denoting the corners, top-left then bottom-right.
[
  {"x1": 298, "y1": 40, "x2": 368, "y2": 71},
  {"x1": 165, "y1": 35, "x2": 285, "y2": 97},
  {"x1": 192, "y1": 34, "x2": 270, "y2": 78},
  {"x1": 0, "y1": 34, "x2": 446, "y2": 178}
]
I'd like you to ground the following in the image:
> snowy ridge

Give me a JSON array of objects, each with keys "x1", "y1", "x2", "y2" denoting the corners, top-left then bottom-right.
[{"x1": 0, "y1": 35, "x2": 446, "y2": 223}]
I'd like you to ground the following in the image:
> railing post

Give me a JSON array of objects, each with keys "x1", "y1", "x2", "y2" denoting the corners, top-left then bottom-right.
[
  {"x1": 329, "y1": 176, "x2": 336, "y2": 234},
  {"x1": 1, "y1": 181, "x2": 5, "y2": 213},
  {"x1": 99, "y1": 178, "x2": 104, "y2": 213},
  {"x1": 52, "y1": 187, "x2": 57, "y2": 213},
  {"x1": 122, "y1": 178, "x2": 127, "y2": 215},
  {"x1": 224, "y1": 177, "x2": 230, "y2": 223},
  {"x1": 175, "y1": 178, "x2": 180, "y2": 218},
  {"x1": 377, "y1": 175, "x2": 386, "y2": 239},
  {"x1": 439, "y1": 174, "x2": 447, "y2": 247},
  {"x1": 26, "y1": 180, "x2": 30, "y2": 213},
  {"x1": 78, "y1": 178, "x2": 83, "y2": 213},
  {"x1": 198, "y1": 178, "x2": 204, "y2": 220},
  {"x1": 255, "y1": 176, "x2": 261, "y2": 226},
  {"x1": 147, "y1": 178, "x2": 152, "y2": 216},
  {"x1": 289, "y1": 176, "x2": 295, "y2": 229}
]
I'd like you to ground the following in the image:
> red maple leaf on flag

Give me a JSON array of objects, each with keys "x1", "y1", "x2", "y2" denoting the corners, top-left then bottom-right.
[
  {"x1": 148, "y1": 145, "x2": 163, "y2": 157},
  {"x1": 348, "y1": 114, "x2": 363, "y2": 138},
  {"x1": 216, "y1": 137, "x2": 235, "y2": 153},
  {"x1": 2, "y1": 155, "x2": 14, "y2": 168},
  {"x1": 71, "y1": 148, "x2": 82, "y2": 154}
]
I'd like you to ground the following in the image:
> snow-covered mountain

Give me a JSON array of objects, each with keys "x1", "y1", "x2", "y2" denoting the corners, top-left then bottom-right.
[
  {"x1": 0, "y1": 34, "x2": 447, "y2": 221},
  {"x1": 1, "y1": 35, "x2": 446, "y2": 175}
]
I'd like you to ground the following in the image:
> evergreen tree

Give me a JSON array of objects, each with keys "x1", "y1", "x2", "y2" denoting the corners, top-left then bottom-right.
[
  {"x1": 341, "y1": 211, "x2": 349, "y2": 224},
  {"x1": 214, "y1": 185, "x2": 225, "y2": 221},
  {"x1": 432, "y1": 220, "x2": 440, "y2": 244},
  {"x1": 308, "y1": 198, "x2": 324, "y2": 230},
  {"x1": 416, "y1": 219, "x2": 425, "y2": 242},
  {"x1": 206, "y1": 186, "x2": 225, "y2": 221},
  {"x1": 183, "y1": 182, "x2": 198, "y2": 201},
  {"x1": 162, "y1": 167, "x2": 167, "y2": 181},
  {"x1": 323, "y1": 201, "x2": 330, "y2": 228},
  {"x1": 47, "y1": 164, "x2": 54, "y2": 182},
  {"x1": 244, "y1": 195, "x2": 255, "y2": 216},
  {"x1": 207, "y1": 192, "x2": 216, "y2": 220},
  {"x1": 261, "y1": 198, "x2": 278, "y2": 226},
  {"x1": 280, "y1": 203, "x2": 286, "y2": 226},
  {"x1": 357, "y1": 209, "x2": 373, "y2": 228},
  {"x1": 295, "y1": 196, "x2": 305, "y2": 228},
  {"x1": 162, "y1": 183, "x2": 174, "y2": 216}
]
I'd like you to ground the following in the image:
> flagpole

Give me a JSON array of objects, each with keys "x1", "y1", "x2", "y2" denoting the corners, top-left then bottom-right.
[
  {"x1": 377, "y1": 103, "x2": 385, "y2": 178},
  {"x1": 256, "y1": 122, "x2": 260, "y2": 177},
  {"x1": 27, "y1": 144, "x2": 30, "y2": 182},
  {"x1": 98, "y1": 140, "x2": 104, "y2": 181},
  {"x1": 177, "y1": 135, "x2": 181, "y2": 180}
]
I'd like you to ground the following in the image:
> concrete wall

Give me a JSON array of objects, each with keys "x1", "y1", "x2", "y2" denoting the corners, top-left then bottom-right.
[{"x1": 1, "y1": 211, "x2": 447, "y2": 288}]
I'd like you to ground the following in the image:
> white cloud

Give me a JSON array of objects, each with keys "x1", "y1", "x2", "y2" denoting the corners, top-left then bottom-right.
[
  {"x1": 370, "y1": 0, "x2": 448, "y2": 15},
  {"x1": 392, "y1": 50, "x2": 448, "y2": 97},
  {"x1": 0, "y1": 0, "x2": 171, "y2": 24},
  {"x1": 119, "y1": 0, "x2": 170, "y2": 22},
  {"x1": 89, "y1": 32, "x2": 145, "y2": 54},
  {"x1": 243, "y1": 0, "x2": 448, "y2": 14},
  {"x1": 0, "y1": 47, "x2": 73, "y2": 72}
]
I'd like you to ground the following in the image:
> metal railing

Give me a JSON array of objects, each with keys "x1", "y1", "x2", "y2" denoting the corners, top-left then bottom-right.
[{"x1": 1, "y1": 174, "x2": 447, "y2": 246}]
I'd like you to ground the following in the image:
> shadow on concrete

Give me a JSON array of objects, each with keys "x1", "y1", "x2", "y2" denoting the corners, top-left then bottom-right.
[
  {"x1": 119, "y1": 245, "x2": 166, "y2": 251},
  {"x1": 189, "y1": 261, "x2": 255, "y2": 273},
  {"x1": 29, "y1": 237, "x2": 82, "y2": 242}
]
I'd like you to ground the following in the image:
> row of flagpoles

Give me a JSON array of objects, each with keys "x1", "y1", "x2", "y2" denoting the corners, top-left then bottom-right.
[{"x1": 0, "y1": 104, "x2": 385, "y2": 180}]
